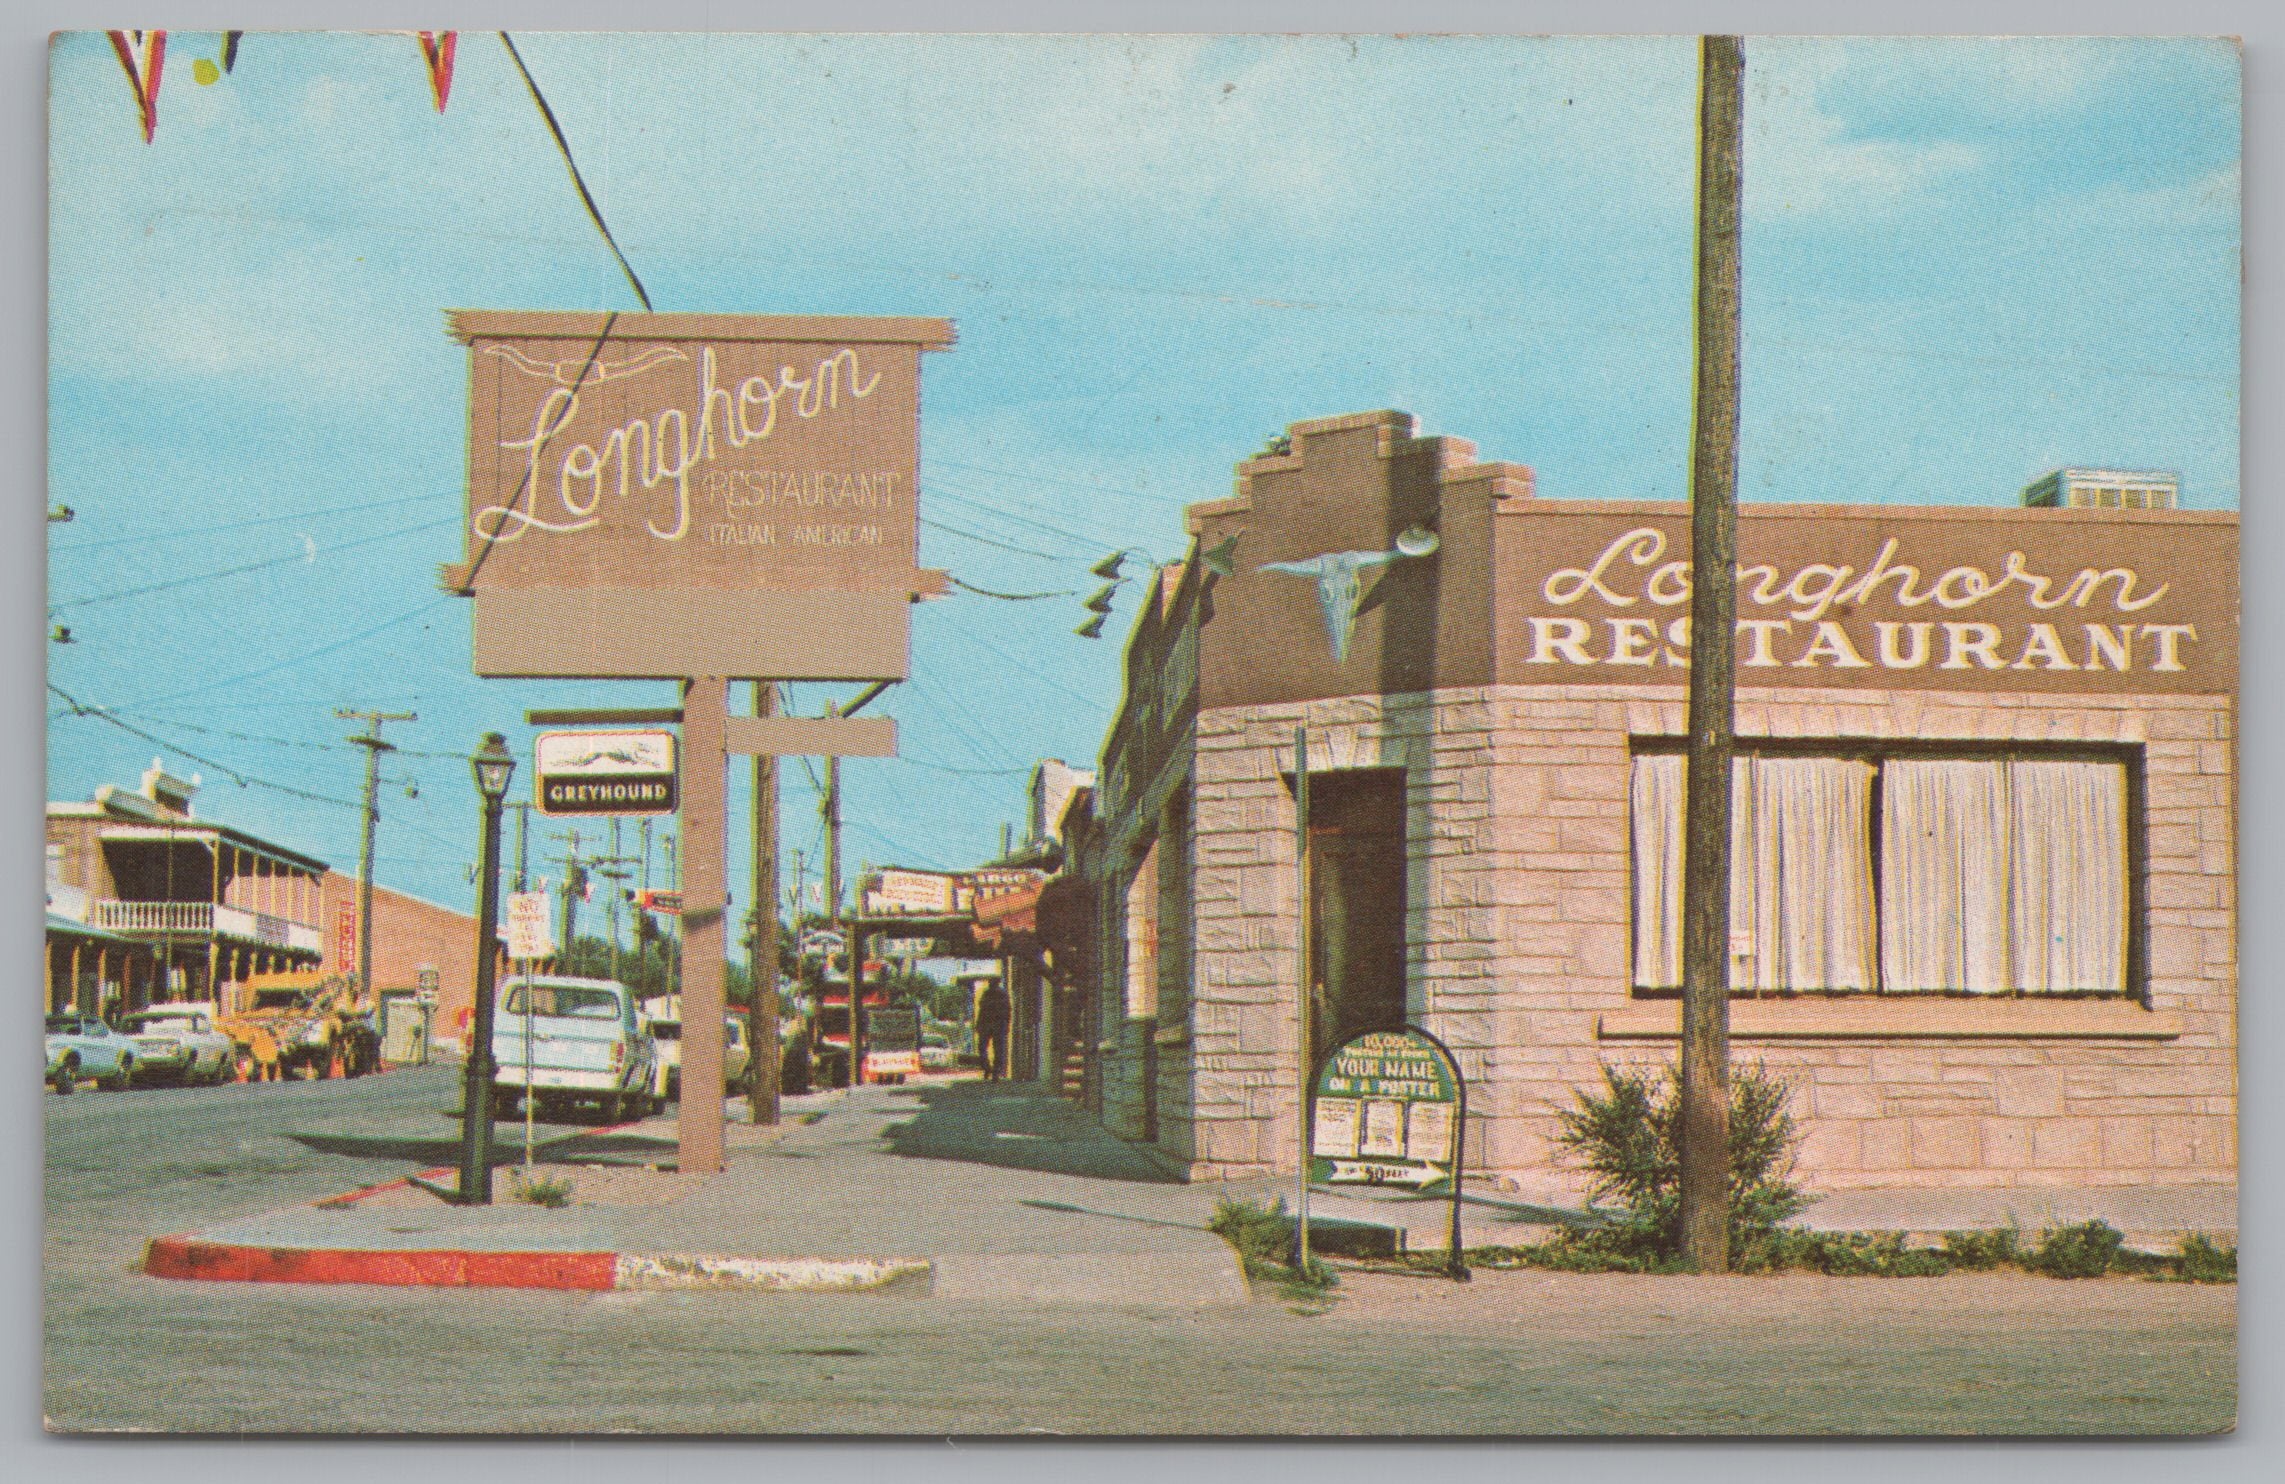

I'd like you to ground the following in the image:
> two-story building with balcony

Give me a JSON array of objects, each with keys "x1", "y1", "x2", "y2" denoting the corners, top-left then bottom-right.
[{"x1": 45, "y1": 761, "x2": 329, "y2": 1015}]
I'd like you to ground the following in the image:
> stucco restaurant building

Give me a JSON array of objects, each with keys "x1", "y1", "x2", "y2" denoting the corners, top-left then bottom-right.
[{"x1": 1053, "y1": 410, "x2": 2236, "y2": 1196}]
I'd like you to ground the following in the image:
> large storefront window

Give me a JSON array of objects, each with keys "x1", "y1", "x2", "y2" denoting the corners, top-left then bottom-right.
[{"x1": 1631, "y1": 748, "x2": 2131, "y2": 996}]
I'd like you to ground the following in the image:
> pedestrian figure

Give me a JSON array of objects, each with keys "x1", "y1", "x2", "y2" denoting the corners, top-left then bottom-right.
[{"x1": 975, "y1": 980, "x2": 1012, "y2": 1082}]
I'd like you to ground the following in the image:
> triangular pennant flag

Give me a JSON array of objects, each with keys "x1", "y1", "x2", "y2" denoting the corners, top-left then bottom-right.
[
  {"x1": 416, "y1": 31, "x2": 457, "y2": 112},
  {"x1": 106, "y1": 30, "x2": 165, "y2": 143}
]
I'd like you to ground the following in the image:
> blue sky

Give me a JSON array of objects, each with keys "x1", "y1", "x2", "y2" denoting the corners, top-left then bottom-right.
[{"x1": 44, "y1": 31, "x2": 2240, "y2": 921}]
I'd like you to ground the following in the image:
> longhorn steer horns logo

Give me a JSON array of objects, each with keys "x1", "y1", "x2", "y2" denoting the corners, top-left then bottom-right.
[{"x1": 1258, "y1": 527, "x2": 1440, "y2": 663}]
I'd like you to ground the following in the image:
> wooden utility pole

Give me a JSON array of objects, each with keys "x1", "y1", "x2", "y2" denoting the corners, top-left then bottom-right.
[
  {"x1": 338, "y1": 708, "x2": 417, "y2": 1012},
  {"x1": 821, "y1": 702, "x2": 845, "y2": 1085},
  {"x1": 748, "y1": 680, "x2": 781, "y2": 1124},
  {"x1": 1679, "y1": 33, "x2": 1745, "y2": 1275},
  {"x1": 549, "y1": 829, "x2": 584, "y2": 950},
  {"x1": 679, "y1": 676, "x2": 729, "y2": 1175}
]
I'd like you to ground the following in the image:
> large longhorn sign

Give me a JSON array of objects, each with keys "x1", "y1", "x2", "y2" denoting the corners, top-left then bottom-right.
[{"x1": 443, "y1": 310, "x2": 956, "y2": 681}]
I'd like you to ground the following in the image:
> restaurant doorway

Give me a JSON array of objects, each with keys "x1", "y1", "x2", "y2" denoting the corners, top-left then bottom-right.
[{"x1": 1306, "y1": 768, "x2": 1409, "y2": 1061}]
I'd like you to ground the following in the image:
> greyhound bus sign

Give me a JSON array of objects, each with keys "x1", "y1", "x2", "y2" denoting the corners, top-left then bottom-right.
[{"x1": 533, "y1": 729, "x2": 679, "y2": 817}]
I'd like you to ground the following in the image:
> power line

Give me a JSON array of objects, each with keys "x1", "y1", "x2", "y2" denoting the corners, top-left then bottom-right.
[
  {"x1": 87, "y1": 710, "x2": 472, "y2": 760},
  {"x1": 48, "y1": 684, "x2": 362, "y2": 810},
  {"x1": 898, "y1": 754, "x2": 1036, "y2": 777},
  {"x1": 939, "y1": 623, "x2": 1113, "y2": 713},
  {"x1": 49, "y1": 490, "x2": 448, "y2": 554},
  {"x1": 919, "y1": 517, "x2": 1073, "y2": 564},
  {"x1": 499, "y1": 32, "x2": 652, "y2": 312},
  {"x1": 50, "y1": 514, "x2": 458, "y2": 613},
  {"x1": 925, "y1": 457, "x2": 1191, "y2": 509},
  {"x1": 106, "y1": 596, "x2": 452, "y2": 712},
  {"x1": 925, "y1": 480, "x2": 1154, "y2": 557},
  {"x1": 946, "y1": 575, "x2": 1078, "y2": 601}
]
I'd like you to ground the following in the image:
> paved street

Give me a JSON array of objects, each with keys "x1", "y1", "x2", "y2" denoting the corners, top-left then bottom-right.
[{"x1": 44, "y1": 1066, "x2": 2236, "y2": 1435}]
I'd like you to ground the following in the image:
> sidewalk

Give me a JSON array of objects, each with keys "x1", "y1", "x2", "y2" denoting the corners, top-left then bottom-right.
[
  {"x1": 144, "y1": 1077, "x2": 1251, "y2": 1305},
  {"x1": 142, "y1": 1076, "x2": 2234, "y2": 1299}
]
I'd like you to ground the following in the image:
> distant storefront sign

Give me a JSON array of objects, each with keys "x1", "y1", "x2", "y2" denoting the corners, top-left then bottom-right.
[
  {"x1": 534, "y1": 730, "x2": 678, "y2": 816},
  {"x1": 1309, "y1": 1027, "x2": 1464, "y2": 1195},
  {"x1": 443, "y1": 310, "x2": 955, "y2": 682},
  {"x1": 863, "y1": 869, "x2": 959, "y2": 917}
]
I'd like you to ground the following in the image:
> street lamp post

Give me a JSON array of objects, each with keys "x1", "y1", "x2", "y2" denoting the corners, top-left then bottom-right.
[{"x1": 457, "y1": 733, "x2": 516, "y2": 1206}]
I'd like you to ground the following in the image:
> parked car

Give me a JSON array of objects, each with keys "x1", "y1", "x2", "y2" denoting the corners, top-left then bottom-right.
[
  {"x1": 45, "y1": 1014, "x2": 135, "y2": 1093},
  {"x1": 919, "y1": 1028, "x2": 958, "y2": 1072},
  {"x1": 490, "y1": 976, "x2": 657, "y2": 1123},
  {"x1": 639, "y1": 995, "x2": 752, "y2": 1104},
  {"x1": 118, "y1": 1005, "x2": 238, "y2": 1085}
]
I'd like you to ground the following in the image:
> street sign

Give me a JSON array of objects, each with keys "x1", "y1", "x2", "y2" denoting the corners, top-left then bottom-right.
[
  {"x1": 504, "y1": 892, "x2": 556, "y2": 960},
  {"x1": 534, "y1": 729, "x2": 678, "y2": 816},
  {"x1": 638, "y1": 889, "x2": 683, "y2": 915}
]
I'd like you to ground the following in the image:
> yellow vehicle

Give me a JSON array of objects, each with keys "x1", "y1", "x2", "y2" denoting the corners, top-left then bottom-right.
[{"x1": 218, "y1": 971, "x2": 379, "y2": 1081}]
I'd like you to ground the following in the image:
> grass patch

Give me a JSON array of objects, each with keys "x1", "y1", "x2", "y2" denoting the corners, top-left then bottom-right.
[
  {"x1": 2171, "y1": 1233, "x2": 2237, "y2": 1283},
  {"x1": 1208, "y1": 1196, "x2": 1338, "y2": 1305},
  {"x1": 505, "y1": 1168, "x2": 574, "y2": 1208},
  {"x1": 1363, "y1": 1221, "x2": 2233, "y2": 1283},
  {"x1": 2022, "y1": 1219, "x2": 2125, "y2": 1279}
]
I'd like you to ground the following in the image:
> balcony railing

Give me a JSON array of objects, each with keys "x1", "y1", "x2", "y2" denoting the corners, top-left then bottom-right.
[{"x1": 90, "y1": 901, "x2": 324, "y2": 956}]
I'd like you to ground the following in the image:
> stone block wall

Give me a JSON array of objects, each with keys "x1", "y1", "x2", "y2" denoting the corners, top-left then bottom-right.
[{"x1": 1161, "y1": 681, "x2": 2235, "y2": 1193}]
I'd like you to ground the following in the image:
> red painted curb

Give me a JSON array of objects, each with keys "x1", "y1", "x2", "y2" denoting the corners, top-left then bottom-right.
[{"x1": 143, "y1": 1236, "x2": 616, "y2": 1290}]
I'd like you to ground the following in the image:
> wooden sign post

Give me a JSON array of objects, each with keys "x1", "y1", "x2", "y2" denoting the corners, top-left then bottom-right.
[
  {"x1": 446, "y1": 310, "x2": 954, "y2": 1174},
  {"x1": 678, "y1": 678, "x2": 729, "y2": 1178}
]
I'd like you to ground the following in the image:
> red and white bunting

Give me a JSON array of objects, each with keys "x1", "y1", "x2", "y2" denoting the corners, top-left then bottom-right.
[
  {"x1": 416, "y1": 31, "x2": 457, "y2": 113},
  {"x1": 106, "y1": 30, "x2": 166, "y2": 143}
]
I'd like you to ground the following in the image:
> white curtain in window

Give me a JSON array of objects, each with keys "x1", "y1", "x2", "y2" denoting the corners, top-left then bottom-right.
[
  {"x1": 1738, "y1": 757, "x2": 1877, "y2": 991},
  {"x1": 1632, "y1": 753, "x2": 1876, "y2": 992},
  {"x1": 1880, "y1": 760, "x2": 2012, "y2": 992},
  {"x1": 1630, "y1": 753, "x2": 1683, "y2": 989},
  {"x1": 2008, "y1": 759, "x2": 2127, "y2": 992}
]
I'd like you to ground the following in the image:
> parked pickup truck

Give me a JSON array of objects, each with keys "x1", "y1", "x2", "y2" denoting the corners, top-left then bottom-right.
[
  {"x1": 639, "y1": 995, "x2": 752, "y2": 1104},
  {"x1": 491, "y1": 976, "x2": 658, "y2": 1123}
]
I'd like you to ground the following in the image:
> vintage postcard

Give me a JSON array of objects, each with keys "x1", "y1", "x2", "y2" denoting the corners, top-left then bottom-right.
[{"x1": 42, "y1": 31, "x2": 2237, "y2": 1435}]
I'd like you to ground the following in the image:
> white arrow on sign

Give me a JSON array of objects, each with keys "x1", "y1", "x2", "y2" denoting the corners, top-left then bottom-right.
[{"x1": 1321, "y1": 1160, "x2": 1446, "y2": 1188}]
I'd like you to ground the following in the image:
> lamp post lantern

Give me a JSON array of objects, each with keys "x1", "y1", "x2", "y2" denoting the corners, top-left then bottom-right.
[{"x1": 457, "y1": 732, "x2": 515, "y2": 1206}]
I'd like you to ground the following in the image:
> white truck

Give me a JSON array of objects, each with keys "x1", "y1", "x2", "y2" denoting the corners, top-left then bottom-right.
[
  {"x1": 639, "y1": 994, "x2": 752, "y2": 1104},
  {"x1": 490, "y1": 976, "x2": 658, "y2": 1124}
]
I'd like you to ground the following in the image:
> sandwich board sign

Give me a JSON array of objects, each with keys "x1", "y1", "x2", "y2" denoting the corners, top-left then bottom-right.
[
  {"x1": 1309, "y1": 1027, "x2": 1465, "y2": 1194},
  {"x1": 534, "y1": 730, "x2": 678, "y2": 816},
  {"x1": 1308, "y1": 1025, "x2": 1469, "y2": 1278}
]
